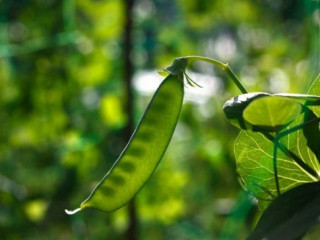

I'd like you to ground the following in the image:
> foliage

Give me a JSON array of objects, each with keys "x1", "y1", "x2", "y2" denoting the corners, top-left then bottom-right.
[
  {"x1": 66, "y1": 52, "x2": 320, "y2": 239},
  {"x1": 1, "y1": 0, "x2": 320, "y2": 239},
  {"x1": 247, "y1": 182, "x2": 320, "y2": 240}
]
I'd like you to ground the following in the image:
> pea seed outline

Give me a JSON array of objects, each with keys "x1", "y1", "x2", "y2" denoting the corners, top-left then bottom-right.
[{"x1": 66, "y1": 73, "x2": 184, "y2": 214}]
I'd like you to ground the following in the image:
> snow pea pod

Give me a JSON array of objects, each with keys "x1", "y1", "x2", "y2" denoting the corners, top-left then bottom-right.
[{"x1": 66, "y1": 74, "x2": 184, "y2": 214}]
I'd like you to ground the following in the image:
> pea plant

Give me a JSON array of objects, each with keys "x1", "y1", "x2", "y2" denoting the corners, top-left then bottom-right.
[{"x1": 66, "y1": 56, "x2": 320, "y2": 240}]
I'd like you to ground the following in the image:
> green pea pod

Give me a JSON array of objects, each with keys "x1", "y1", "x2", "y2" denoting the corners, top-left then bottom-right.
[{"x1": 66, "y1": 74, "x2": 184, "y2": 214}]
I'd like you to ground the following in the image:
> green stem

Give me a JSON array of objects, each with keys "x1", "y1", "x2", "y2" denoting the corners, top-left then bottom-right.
[{"x1": 183, "y1": 56, "x2": 248, "y2": 94}]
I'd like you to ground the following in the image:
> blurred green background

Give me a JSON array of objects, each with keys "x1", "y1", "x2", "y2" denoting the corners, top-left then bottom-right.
[{"x1": 0, "y1": 0, "x2": 319, "y2": 239}]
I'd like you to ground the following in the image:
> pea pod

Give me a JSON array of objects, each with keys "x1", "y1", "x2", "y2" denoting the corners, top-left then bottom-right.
[{"x1": 66, "y1": 74, "x2": 184, "y2": 214}]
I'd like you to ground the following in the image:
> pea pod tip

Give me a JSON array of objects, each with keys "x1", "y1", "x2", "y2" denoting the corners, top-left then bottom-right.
[{"x1": 65, "y1": 208, "x2": 82, "y2": 215}]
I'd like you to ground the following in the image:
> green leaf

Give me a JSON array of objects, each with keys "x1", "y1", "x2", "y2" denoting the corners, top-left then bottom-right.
[
  {"x1": 223, "y1": 92, "x2": 271, "y2": 130},
  {"x1": 307, "y1": 73, "x2": 320, "y2": 116},
  {"x1": 223, "y1": 93, "x2": 320, "y2": 132},
  {"x1": 235, "y1": 128, "x2": 319, "y2": 205},
  {"x1": 247, "y1": 182, "x2": 320, "y2": 240},
  {"x1": 243, "y1": 96, "x2": 302, "y2": 132},
  {"x1": 234, "y1": 80, "x2": 320, "y2": 206},
  {"x1": 302, "y1": 108, "x2": 320, "y2": 162},
  {"x1": 303, "y1": 73, "x2": 320, "y2": 162}
]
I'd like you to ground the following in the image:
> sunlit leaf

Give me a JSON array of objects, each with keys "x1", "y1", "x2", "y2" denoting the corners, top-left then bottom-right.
[
  {"x1": 307, "y1": 73, "x2": 320, "y2": 116},
  {"x1": 235, "y1": 112, "x2": 320, "y2": 206},
  {"x1": 243, "y1": 96, "x2": 302, "y2": 131},
  {"x1": 235, "y1": 75, "x2": 320, "y2": 208},
  {"x1": 223, "y1": 92, "x2": 270, "y2": 130}
]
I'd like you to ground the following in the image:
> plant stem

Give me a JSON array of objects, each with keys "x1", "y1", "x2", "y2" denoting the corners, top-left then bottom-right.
[{"x1": 183, "y1": 56, "x2": 248, "y2": 94}]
